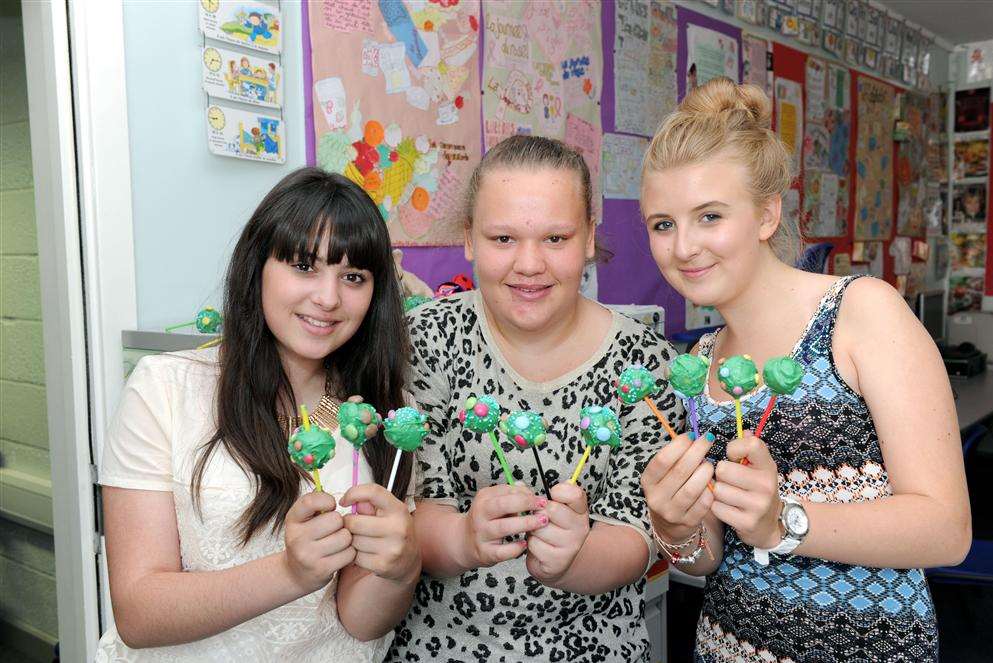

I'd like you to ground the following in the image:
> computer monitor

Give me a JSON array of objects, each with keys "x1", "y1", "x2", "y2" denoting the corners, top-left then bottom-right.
[{"x1": 917, "y1": 290, "x2": 946, "y2": 344}]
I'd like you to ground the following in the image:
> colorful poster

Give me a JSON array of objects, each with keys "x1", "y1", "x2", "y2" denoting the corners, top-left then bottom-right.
[
  {"x1": 206, "y1": 103, "x2": 285, "y2": 163},
  {"x1": 309, "y1": 0, "x2": 482, "y2": 246},
  {"x1": 805, "y1": 57, "x2": 826, "y2": 125},
  {"x1": 199, "y1": 0, "x2": 282, "y2": 54},
  {"x1": 951, "y1": 231, "x2": 988, "y2": 272},
  {"x1": 202, "y1": 46, "x2": 283, "y2": 108},
  {"x1": 949, "y1": 275, "x2": 984, "y2": 313},
  {"x1": 742, "y1": 34, "x2": 772, "y2": 97},
  {"x1": 614, "y1": 1, "x2": 677, "y2": 136},
  {"x1": 482, "y1": 0, "x2": 603, "y2": 196},
  {"x1": 686, "y1": 24, "x2": 739, "y2": 91},
  {"x1": 803, "y1": 171, "x2": 845, "y2": 237},
  {"x1": 896, "y1": 92, "x2": 930, "y2": 237},
  {"x1": 954, "y1": 140, "x2": 989, "y2": 178},
  {"x1": 602, "y1": 133, "x2": 648, "y2": 200},
  {"x1": 854, "y1": 76, "x2": 894, "y2": 240},
  {"x1": 775, "y1": 78, "x2": 803, "y2": 168},
  {"x1": 953, "y1": 184, "x2": 987, "y2": 224},
  {"x1": 826, "y1": 65, "x2": 851, "y2": 178}
]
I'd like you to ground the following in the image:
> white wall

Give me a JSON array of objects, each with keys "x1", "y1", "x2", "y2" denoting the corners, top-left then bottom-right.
[{"x1": 122, "y1": 0, "x2": 306, "y2": 329}]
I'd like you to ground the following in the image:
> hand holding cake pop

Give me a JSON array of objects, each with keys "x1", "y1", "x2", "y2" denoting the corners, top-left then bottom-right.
[
  {"x1": 669, "y1": 354, "x2": 710, "y2": 438},
  {"x1": 615, "y1": 363, "x2": 678, "y2": 440},
  {"x1": 754, "y1": 356, "x2": 805, "y2": 437},
  {"x1": 500, "y1": 409, "x2": 550, "y2": 497},
  {"x1": 570, "y1": 405, "x2": 622, "y2": 484},
  {"x1": 287, "y1": 404, "x2": 335, "y2": 492},
  {"x1": 383, "y1": 406, "x2": 429, "y2": 493},
  {"x1": 339, "y1": 395, "x2": 383, "y2": 512},
  {"x1": 458, "y1": 395, "x2": 514, "y2": 485}
]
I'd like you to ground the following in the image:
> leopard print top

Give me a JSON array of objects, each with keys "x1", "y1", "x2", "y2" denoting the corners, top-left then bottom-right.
[{"x1": 388, "y1": 291, "x2": 683, "y2": 663}]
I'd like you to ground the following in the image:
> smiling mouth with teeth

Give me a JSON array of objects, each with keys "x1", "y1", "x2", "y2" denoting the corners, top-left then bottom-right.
[{"x1": 299, "y1": 314, "x2": 336, "y2": 328}]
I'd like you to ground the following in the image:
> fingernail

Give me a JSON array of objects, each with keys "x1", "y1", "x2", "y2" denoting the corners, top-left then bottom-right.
[
  {"x1": 705, "y1": 432, "x2": 715, "y2": 442},
  {"x1": 536, "y1": 498, "x2": 548, "y2": 508},
  {"x1": 538, "y1": 515, "x2": 549, "y2": 526},
  {"x1": 688, "y1": 431, "x2": 698, "y2": 441}
]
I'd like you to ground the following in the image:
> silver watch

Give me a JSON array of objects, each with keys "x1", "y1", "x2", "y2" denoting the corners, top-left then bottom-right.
[{"x1": 753, "y1": 497, "x2": 808, "y2": 566}]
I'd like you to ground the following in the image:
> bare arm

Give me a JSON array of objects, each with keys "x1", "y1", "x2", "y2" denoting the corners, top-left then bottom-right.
[
  {"x1": 103, "y1": 487, "x2": 319, "y2": 648},
  {"x1": 713, "y1": 279, "x2": 971, "y2": 568}
]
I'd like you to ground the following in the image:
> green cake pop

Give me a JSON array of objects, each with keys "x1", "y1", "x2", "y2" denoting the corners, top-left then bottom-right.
[
  {"x1": 754, "y1": 356, "x2": 806, "y2": 438},
  {"x1": 669, "y1": 354, "x2": 710, "y2": 438},
  {"x1": 383, "y1": 406, "x2": 429, "y2": 494},
  {"x1": 403, "y1": 295, "x2": 434, "y2": 312},
  {"x1": 384, "y1": 406, "x2": 429, "y2": 452},
  {"x1": 457, "y1": 394, "x2": 514, "y2": 485},
  {"x1": 763, "y1": 356, "x2": 804, "y2": 394},
  {"x1": 165, "y1": 306, "x2": 223, "y2": 334},
  {"x1": 287, "y1": 404, "x2": 335, "y2": 492},
  {"x1": 570, "y1": 405, "x2": 621, "y2": 484},
  {"x1": 500, "y1": 409, "x2": 551, "y2": 497},
  {"x1": 717, "y1": 355, "x2": 760, "y2": 397},
  {"x1": 339, "y1": 396, "x2": 382, "y2": 447},
  {"x1": 458, "y1": 395, "x2": 501, "y2": 433},
  {"x1": 615, "y1": 364, "x2": 661, "y2": 404}
]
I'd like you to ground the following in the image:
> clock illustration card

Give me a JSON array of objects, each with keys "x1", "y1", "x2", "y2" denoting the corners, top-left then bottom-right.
[
  {"x1": 198, "y1": 0, "x2": 282, "y2": 55},
  {"x1": 206, "y1": 103, "x2": 286, "y2": 163},
  {"x1": 202, "y1": 45, "x2": 283, "y2": 109}
]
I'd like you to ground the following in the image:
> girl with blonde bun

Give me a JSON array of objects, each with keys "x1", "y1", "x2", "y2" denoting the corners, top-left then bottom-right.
[{"x1": 638, "y1": 77, "x2": 969, "y2": 662}]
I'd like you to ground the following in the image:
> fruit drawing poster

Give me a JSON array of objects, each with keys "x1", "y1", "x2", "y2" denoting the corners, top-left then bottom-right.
[{"x1": 308, "y1": 0, "x2": 481, "y2": 246}]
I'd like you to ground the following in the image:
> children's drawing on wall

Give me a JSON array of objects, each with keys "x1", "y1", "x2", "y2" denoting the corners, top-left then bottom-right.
[
  {"x1": 685, "y1": 23, "x2": 738, "y2": 94},
  {"x1": 202, "y1": 46, "x2": 283, "y2": 109},
  {"x1": 614, "y1": 0, "x2": 677, "y2": 136},
  {"x1": 309, "y1": 0, "x2": 481, "y2": 245},
  {"x1": 206, "y1": 103, "x2": 285, "y2": 163},
  {"x1": 199, "y1": 0, "x2": 282, "y2": 54},
  {"x1": 854, "y1": 76, "x2": 894, "y2": 240}
]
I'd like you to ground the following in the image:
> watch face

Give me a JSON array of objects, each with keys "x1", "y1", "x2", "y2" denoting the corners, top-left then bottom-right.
[
  {"x1": 207, "y1": 106, "x2": 226, "y2": 130},
  {"x1": 784, "y1": 503, "x2": 809, "y2": 536},
  {"x1": 203, "y1": 48, "x2": 222, "y2": 72}
]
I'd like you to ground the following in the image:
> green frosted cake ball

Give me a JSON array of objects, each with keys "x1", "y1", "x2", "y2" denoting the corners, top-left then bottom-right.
[
  {"x1": 384, "y1": 406, "x2": 429, "y2": 452},
  {"x1": 288, "y1": 426, "x2": 336, "y2": 471},
  {"x1": 578, "y1": 405, "x2": 622, "y2": 448},
  {"x1": 615, "y1": 364, "x2": 661, "y2": 404},
  {"x1": 669, "y1": 354, "x2": 710, "y2": 398},
  {"x1": 339, "y1": 396, "x2": 382, "y2": 448},
  {"x1": 763, "y1": 356, "x2": 804, "y2": 395},
  {"x1": 500, "y1": 409, "x2": 547, "y2": 449},
  {"x1": 195, "y1": 306, "x2": 223, "y2": 333},
  {"x1": 458, "y1": 394, "x2": 501, "y2": 433},
  {"x1": 717, "y1": 355, "x2": 760, "y2": 398}
]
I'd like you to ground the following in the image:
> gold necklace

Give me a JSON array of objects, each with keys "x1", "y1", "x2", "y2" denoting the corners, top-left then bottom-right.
[{"x1": 276, "y1": 379, "x2": 341, "y2": 434}]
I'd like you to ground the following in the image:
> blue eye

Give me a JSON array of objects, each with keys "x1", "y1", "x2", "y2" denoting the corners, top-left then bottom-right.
[
  {"x1": 701, "y1": 213, "x2": 722, "y2": 223},
  {"x1": 652, "y1": 219, "x2": 675, "y2": 232}
]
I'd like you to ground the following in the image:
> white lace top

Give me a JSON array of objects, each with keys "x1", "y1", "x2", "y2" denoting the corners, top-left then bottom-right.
[{"x1": 95, "y1": 348, "x2": 395, "y2": 662}]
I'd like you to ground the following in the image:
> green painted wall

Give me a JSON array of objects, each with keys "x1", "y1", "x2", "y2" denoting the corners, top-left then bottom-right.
[{"x1": 0, "y1": 0, "x2": 58, "y2": 652}]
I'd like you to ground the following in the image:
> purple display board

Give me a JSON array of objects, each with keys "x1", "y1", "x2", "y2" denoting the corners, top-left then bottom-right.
[{"x1": 302, "y1": 2, "x2": 743, "y2": 334}]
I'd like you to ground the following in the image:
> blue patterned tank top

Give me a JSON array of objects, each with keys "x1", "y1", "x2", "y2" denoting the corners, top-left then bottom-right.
[{"x1": 691, "y1": 276, "x2": 938, "y2": 663}]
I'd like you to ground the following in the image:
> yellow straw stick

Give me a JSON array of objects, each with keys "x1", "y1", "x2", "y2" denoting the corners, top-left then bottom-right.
[
  {"x1": 644, "y1": 397, "x2": 678, "y2": 440},
  {"x1": 733, "y1": 399, "x2": 744, "y2": 439},
  {"x1": 569, "y1": 446, "x2": 592, "y2": 484},
  {"x1": 197, "y1": 336, "x2": 222, "y2": 350},
  {"x1": 311, "y1": 469, "x2": 323, "y2": 492},
  {"x1": 300, "y1": 404, "x2": 311, "y2": 430}
]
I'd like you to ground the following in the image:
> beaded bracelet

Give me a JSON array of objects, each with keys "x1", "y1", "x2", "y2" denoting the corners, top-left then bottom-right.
[{"x1": 652, "y1": 522, "x2": 710, "y2": 564}]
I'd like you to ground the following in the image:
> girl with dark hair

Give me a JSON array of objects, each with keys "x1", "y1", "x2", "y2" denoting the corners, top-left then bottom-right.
[{"x1": 96, "y1": 168, "x2": 419, "y2": 661}]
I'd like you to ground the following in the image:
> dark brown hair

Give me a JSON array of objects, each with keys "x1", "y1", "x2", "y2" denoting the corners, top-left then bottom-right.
[{"x1": 192, "y1": 168, "x2": 411, "y2": 544}]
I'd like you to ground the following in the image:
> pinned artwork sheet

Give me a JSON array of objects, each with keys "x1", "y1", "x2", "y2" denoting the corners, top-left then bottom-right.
[
  {"x1": 202, "y1": 45, "x2": 283, "y2": 109},
  {"x1": 199, "y1": 0, "x2": 282, "y2": 54},
  {"x1": 602, "y1": 133, "x2": 648, "y2": 200},
  {"x1": 206, "y1": 103, "x2": 286, "y2": 163}
]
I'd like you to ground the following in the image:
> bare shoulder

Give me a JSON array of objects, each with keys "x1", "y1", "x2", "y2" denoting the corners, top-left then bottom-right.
[{"x1": 836, "y1": 276, "x2": 917, "y2": 333}]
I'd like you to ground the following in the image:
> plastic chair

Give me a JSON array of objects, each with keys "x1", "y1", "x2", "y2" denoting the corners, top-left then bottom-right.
[{"x1": 796, "y1": 242, "x2": 834, "y2": 274}]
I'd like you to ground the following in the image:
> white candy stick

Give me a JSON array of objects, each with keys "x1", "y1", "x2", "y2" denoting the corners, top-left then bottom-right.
[{"x1": 386, "y1": 448, "x2": 403, "y2": 493}]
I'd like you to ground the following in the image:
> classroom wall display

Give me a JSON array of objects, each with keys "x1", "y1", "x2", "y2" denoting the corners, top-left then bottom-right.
[
  {"x1": 613, "y1": 0, "x2": 677, "y2": 136},
  {"x1": 602, "y1": 133, "x2": 648, "y2": 200},
  {"x1": 742, "y1": 34, "x2": 772, "y2": 97},
  {"x1": 953, "y1": 184, "x2": 987, "y2": 224},
  {"x1": 199, "y1": 0, "x2": 282, "y2": 54},
  {"x1": 895, "y1": 92, "x2": 931, "y2": 238},
  {"x1": 685, "y1": 23, "x2": 739, "y2": 91},
  {"x1": 954, "y1": 140, "x2": 989, "y2": 179},
  {"x1": 853, "y1": 75, "x2": 894, "y2": 241},
  {"x1": 482, "y1": 0, "x2": 603, "y2": 191},
  {"x1": 202, "y1": 45, "x2": 283, "y2": 108},
  {"x1": 950, "y1": 231, "x2": 986, "y2": 272},
  {"x1": 775, "y1": 77, "x2": 803, "y2": 168},
  {"x1": 735, "y1": 0, "x2": 761, "y2": 26},
  {"x1": 308, "y1": 0, "x2": 482, "y2": 246},
  {"x1": 206, "y1": 103, "x2": 286, "y2": 162},
  {"x1": 949, "y1": 275, "x2": 985, "y2": 313}
]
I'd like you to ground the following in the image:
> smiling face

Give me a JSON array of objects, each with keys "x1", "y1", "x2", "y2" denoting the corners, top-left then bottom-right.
[
  {"x1": 465, "y1": 166, "x2": 594, "y2": 334},
  {"x1": 261, "y1": 245, "x2": 373, "y2": 372},
  {"x1": 641, "y1": 156, "x2": 780, "y2": 307}
]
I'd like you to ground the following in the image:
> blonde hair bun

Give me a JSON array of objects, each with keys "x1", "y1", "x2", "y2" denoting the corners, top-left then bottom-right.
[{"x1": 679, "y1": 77, "x2": 772, "y2": 131}]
